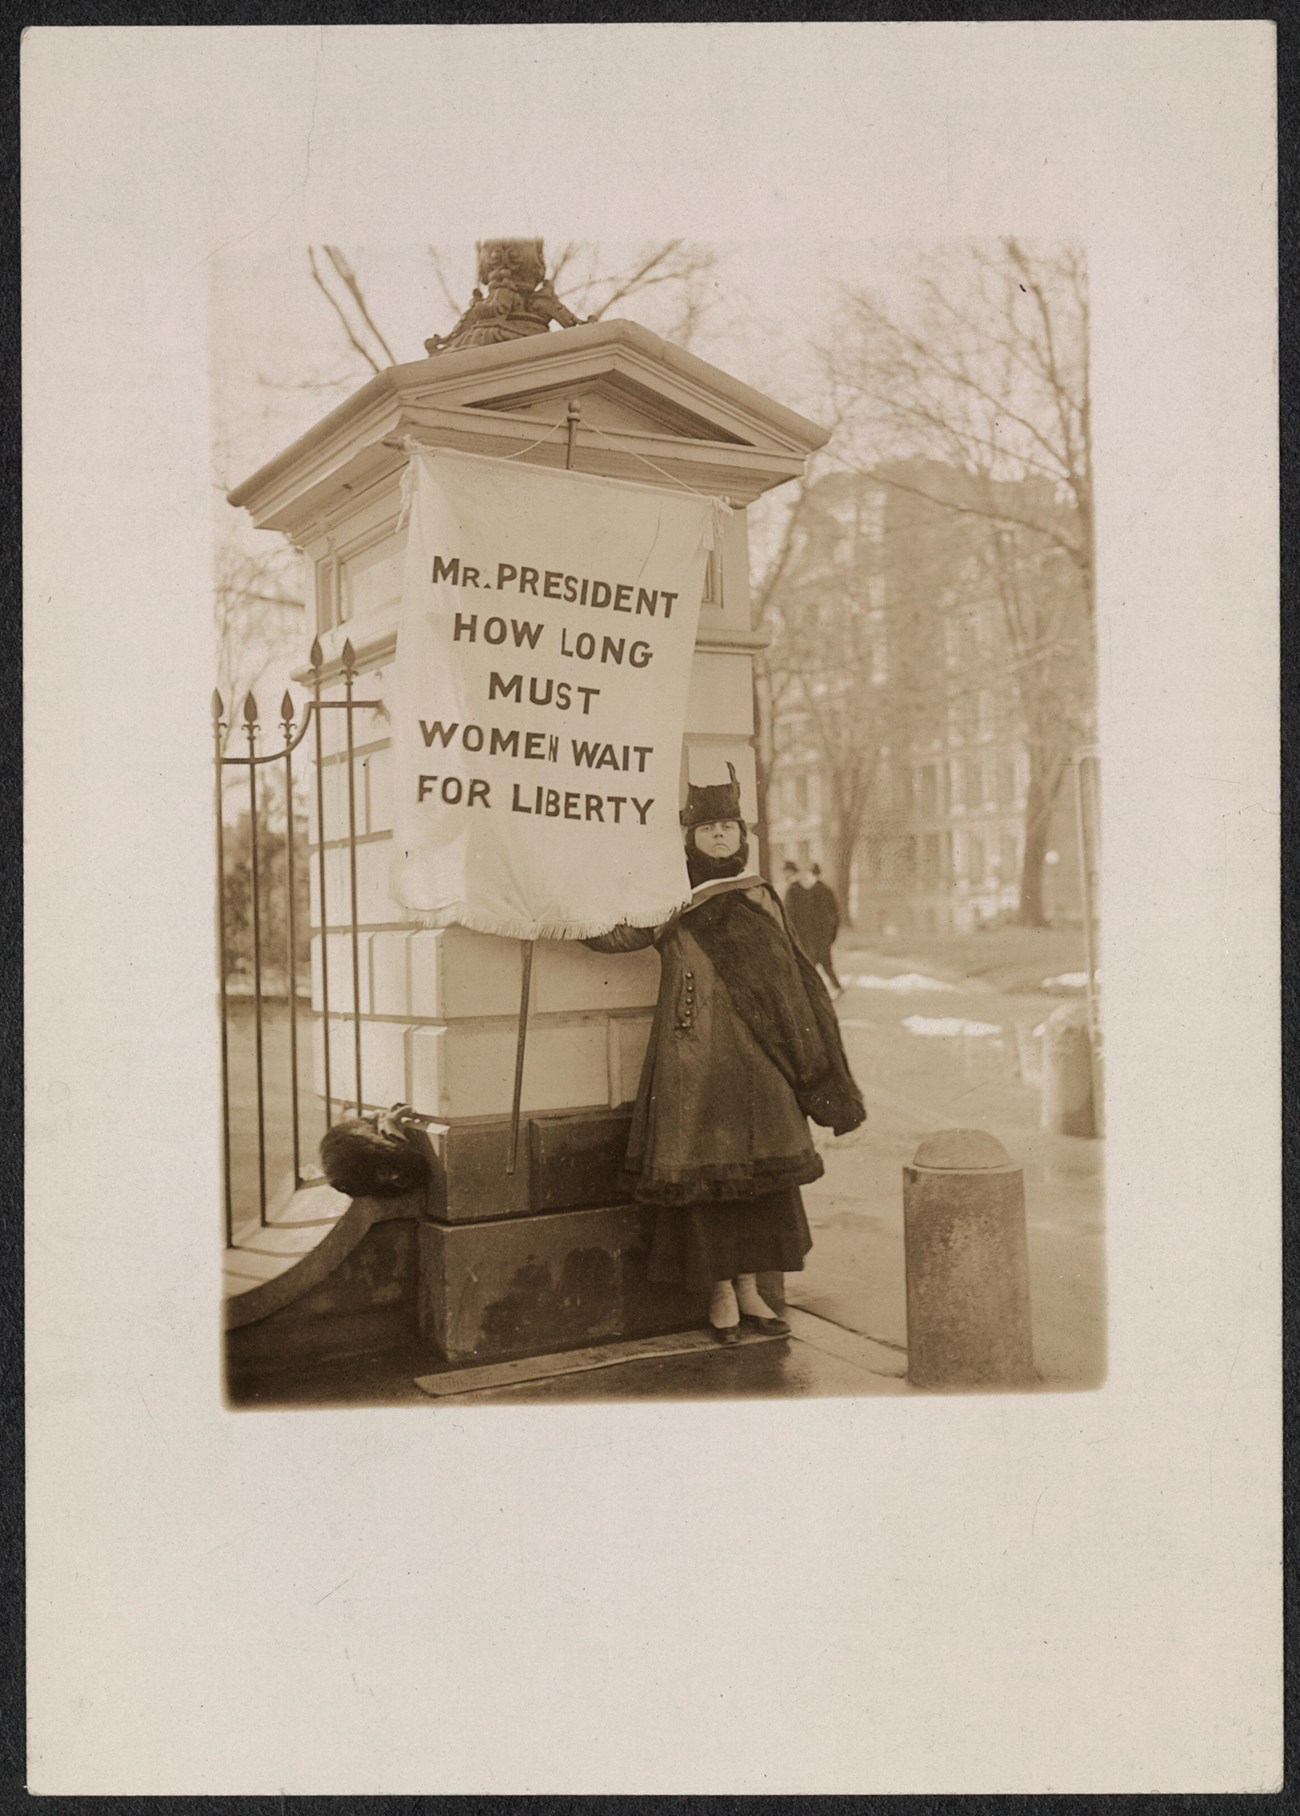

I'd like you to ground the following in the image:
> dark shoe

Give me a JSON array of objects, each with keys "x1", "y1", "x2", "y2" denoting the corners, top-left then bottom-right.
[
  {"x1": 709, "y1": 1321, "x2": 742, "y2": 1345},
  {"x1": 740, "y1": 1313, "x2": 791, "y2": 1336}
]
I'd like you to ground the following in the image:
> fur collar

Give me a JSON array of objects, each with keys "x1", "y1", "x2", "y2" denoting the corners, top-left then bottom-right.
[
  {"x1": 685, "y1": 887, "x2": 866, "y2": 1137},
  {"x1": 686, "y1": 872, "x2": 765, "y2": 907}
]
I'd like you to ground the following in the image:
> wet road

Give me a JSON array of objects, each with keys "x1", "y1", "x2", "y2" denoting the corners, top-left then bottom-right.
[
  {"x1": 791, "y1": 957, "x2": 1105, "y2": 1389},
  {"x1": 226, "y1": 953, "x2": 1104, "y2": 1406}
]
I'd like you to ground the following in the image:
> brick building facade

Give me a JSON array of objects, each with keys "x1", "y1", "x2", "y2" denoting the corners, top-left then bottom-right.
[{"x1": 766, "y1": 465, "x2": 1087, "y2": 934}]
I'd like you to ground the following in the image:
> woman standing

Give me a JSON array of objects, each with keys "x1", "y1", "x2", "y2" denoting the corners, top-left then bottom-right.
[{"x1": 585, "y1": 766, "x2": 866, "y2": 1342}]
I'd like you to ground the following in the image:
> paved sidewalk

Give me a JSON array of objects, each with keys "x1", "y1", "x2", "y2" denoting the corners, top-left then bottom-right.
[
  {"x1": 413, "y1": 1308, "x2": 909, "y2": 1404},
  {"x1": 793, "y1": 948, "x2": 1106, "y2": 1391},
  {"x1": 228, "y1": 944, "x2": 1104, "y2": 1408},
  {"x1": 227, "y1": 1308, "x2": 908, "y2": 1409}
]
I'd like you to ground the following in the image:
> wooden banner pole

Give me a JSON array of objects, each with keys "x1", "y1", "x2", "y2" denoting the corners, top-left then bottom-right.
[
  {"x1": 506, "y1": 939, "x2": 534, "y2": 1175},
  {"x1": 506, "y1": 401, "x2": 582, "y2": 1176}
]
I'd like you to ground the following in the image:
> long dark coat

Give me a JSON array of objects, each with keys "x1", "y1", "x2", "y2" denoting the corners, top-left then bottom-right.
[
  {"x1": 785, "y1": 878, "x2": 840, "y2": 956},
  {"x1": 586, "y1": 875, "x2": 865, "y2": 1206}
]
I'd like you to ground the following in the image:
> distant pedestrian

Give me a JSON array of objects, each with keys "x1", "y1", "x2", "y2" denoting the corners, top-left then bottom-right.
[{"x1": 785, "y1": 861, "x2": 843, "y2": 996}]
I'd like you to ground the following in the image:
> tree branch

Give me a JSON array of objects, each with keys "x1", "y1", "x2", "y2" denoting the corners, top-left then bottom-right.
[
  {"x1": 323, "y1": 245, "x2": 398, "y2": 366},
  {"x1": 307, "y1": 247, "x2": 381, "y2": 376}
]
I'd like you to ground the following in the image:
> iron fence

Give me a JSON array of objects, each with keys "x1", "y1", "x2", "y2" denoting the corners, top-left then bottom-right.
[{"x1": 213, "y1": 637, "x2": 381, "y2": 1246}]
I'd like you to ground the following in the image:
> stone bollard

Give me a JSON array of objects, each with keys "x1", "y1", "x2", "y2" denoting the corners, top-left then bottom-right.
[
  {"x1": 903, "y1": 1129, "x2": 1035, "y2": 1389},
  {"x1": 1041, "y1": 1001, "x2": 1096, "y2": 1137}
]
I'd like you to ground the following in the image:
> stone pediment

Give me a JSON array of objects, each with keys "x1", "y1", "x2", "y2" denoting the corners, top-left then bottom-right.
[
  {"x1": 467, "y1": 370, "x2": 748, "y2": 446},
  {"x1": 229, "y1": 318, "x2": 829, "y2": 537}
]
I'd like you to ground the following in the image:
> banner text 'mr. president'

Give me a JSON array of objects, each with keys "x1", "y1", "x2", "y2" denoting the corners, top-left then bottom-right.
[{"x1": 431, "y1": 553, "x2": 678, "y2": 618}]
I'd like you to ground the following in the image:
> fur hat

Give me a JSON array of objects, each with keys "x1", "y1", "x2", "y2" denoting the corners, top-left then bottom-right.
[{"x1": 680, "y1": 761, "x2": 743, "y2": 830}]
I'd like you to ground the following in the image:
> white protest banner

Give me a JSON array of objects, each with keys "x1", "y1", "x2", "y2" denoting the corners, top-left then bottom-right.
[{"x1": 390, "y1": 448, "x2": 726, "y2": 939}]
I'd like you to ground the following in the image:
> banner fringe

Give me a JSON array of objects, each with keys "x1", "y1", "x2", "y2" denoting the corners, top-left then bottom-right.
[{"x1": 402, "y1": 897, "x2": 692, "y2": 943}]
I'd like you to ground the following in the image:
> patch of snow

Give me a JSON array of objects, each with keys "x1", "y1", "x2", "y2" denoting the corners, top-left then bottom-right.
[
  {"x1": 844, "y1": 972, "x2": 957, "y2": 993},
  {"x1": 1043, "y1": 971, "x2": 1089, "y2": 989},
  {"x1": 902, "y1": 1015, "x2": 1003, "y2": 1038}
]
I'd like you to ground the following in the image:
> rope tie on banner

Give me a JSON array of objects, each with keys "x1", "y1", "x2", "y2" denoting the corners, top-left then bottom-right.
[
  {"x1": 394, "y1": 420, "x2": 572, "y2": 526},
  {"x1": 388, "y1": 421, "x2": 734, "y2": 510},
  {"x1": 498, "y1": 418, "x2": 571, "y2": 461},
  {"x1": 577, "y1": 415, "x2": 729, "y2": 504}
]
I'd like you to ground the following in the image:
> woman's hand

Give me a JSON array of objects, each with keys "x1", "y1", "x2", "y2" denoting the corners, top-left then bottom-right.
[{"x1": 581, "y1": 923, "x2": 658, "y2": 955}]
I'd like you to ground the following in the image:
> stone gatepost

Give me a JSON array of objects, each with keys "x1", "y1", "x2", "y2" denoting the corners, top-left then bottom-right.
[{"x1": 229, "y1": 314, "x2": 827, "y2": 1363}]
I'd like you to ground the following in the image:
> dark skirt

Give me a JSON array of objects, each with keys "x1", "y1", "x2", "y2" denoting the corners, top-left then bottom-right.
[{"x1": 647, "y1": 1186, "x2": 812, "y2": 1290}]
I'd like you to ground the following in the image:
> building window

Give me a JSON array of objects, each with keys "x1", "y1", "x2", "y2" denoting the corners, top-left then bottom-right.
[
  {"x1": 965, "y1": 758, "x2": 983, "y2": 811},
  {"x1": 968, "y1": 833, "x2": 986, "y2": 885},
  {"x1": 1000, "y1": 829, "x2": 1019, "y2": 881},
  {"x1": 918, "y1": 765, "x2": 937, "y2": 819},
  {"x1": 315, "y1": 555, "x2": 337, "y2": 633},
  {"x1": 870, "y1": 634, "x2": 888, "y2": 687},
  {"x1": 997, "y1": 753, "x2": 1016, "y2": 808},
  {"x1": 860, "y1": 492, "x2": 886, "y2": 540}
]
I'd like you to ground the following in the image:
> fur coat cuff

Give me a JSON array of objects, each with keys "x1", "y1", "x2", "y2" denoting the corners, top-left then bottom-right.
[{"x1": 798, "y1": 1074, "x2": 866, "y2": 1137}]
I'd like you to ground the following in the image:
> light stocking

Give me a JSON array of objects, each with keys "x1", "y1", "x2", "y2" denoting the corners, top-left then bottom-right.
[
  {"x1": 735, "y1": 1274, "x2": 779, "y2": 1320},
  {"x1": 708, "y1": 1278, "x2": 740, "y2": 1330}
]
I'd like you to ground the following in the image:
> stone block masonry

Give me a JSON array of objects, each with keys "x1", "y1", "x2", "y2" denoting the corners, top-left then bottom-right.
[
  {"x1": 407, "y1": 1018, "x2": 610, "y2": 1121},
  {"x1": 419, "y1": 1204, "x2": 704, "y2": 1363},
  {"x1": 228, "y1": 316, "x2": 829, "y2": 1365}
]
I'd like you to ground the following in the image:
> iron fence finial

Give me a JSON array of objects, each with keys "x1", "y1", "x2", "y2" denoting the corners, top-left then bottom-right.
[
  {"x1": 341, "y1": 637, "x2": 356, "y2": 677},
  {"x1": 211, "y1": 688, "x2": 225, "y2": 724},
  {"x1": 309, "y1": 636, "x2": 324, "y2": 675},
  {"x1": 243, "y1": 691, "x2": 260, "y2": 728}
]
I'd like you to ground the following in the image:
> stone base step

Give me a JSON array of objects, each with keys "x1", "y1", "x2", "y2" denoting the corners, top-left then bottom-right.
[
  {"x1": 222, "y1": 1179, "x2": 353, "y2": 1302},
  {"x1": 414, "y1": 1324, "x2": 786, "y2": 1399}
]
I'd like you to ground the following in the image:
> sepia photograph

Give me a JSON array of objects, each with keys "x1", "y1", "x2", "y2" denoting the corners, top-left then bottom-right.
[
  {"x1": 213, "y1": 234, "x2": 1103, "y2": 1408},
  {"x1": 23, "y1": 21, "x2": 1277, "y2": 1797}
]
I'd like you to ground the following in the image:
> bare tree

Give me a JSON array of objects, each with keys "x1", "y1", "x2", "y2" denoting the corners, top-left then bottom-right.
[
  {"x1": 981, "y1": 520, "x2": 1091, "y2": 924},
  {"x1": 212, "y1": 530, "x2": 304, "y2": 753},
  {"x1": 542, "y1": 241, "x2": 720, "y2": 349},
  {"x1": 830, "y1": 239, "x2": 1095, "y2": 925},
  {"x1": 757, "y1": 471, "x2": 939, "y2": 916},
  {"x1": 215, "y1": 242, "x2": 723, "y2": 754},
  {"x1": 307, "y1": 239, "x2": 721, "y2": 388},
  {"x1": 306, "y1": 245, "x2": 397, "y2": 376},
  {"x1": 748, "y1": 473, "x2": 816, "y2": 869}
]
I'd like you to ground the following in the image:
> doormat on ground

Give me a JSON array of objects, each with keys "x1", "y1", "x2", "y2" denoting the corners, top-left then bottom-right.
[{"x1": 414, "y1": 1326, "x2": 784, "y2": 1399}]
